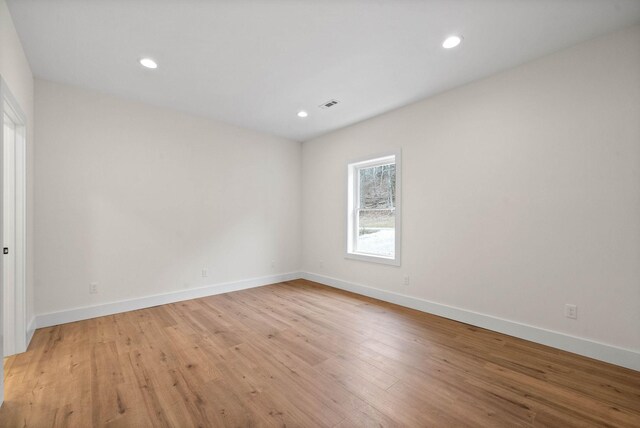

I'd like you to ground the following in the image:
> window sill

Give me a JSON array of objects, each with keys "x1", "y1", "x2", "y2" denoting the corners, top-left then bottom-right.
[{"x1": 345, "y1": 252, "x2": 400, "y2": 266}]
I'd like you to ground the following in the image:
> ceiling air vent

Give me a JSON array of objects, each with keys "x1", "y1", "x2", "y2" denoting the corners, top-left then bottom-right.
[{"x1": 319, "y1": 99, "x2": 339, "y2": 109}]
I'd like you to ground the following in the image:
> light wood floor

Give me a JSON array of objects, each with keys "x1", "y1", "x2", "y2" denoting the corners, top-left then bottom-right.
[{"x1": 1, "y1": 280, "x2": 639, "y2": 427}]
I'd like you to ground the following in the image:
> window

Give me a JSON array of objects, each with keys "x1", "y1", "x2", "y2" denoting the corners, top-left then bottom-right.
[{"x1": 347, "y1": 150, "x2": 401, "y2": 265}]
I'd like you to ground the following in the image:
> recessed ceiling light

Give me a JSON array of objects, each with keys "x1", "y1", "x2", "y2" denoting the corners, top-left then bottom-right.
[
  {"x1": 139, "y1": 58, "x2": 158, "y2": 69},
  {"x1": 442, "y1": 35, "x2": 462, "y2": 49},
  {"x1": 297, "y1": 111, "x2": 308, "y2": 118}
]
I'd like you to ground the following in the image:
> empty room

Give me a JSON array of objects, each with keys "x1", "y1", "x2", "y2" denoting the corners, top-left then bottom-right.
[{"x1": 0, "y1": 0, "x2": 639, "y2": 426}]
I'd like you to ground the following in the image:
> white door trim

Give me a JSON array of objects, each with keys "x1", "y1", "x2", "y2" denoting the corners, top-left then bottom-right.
[{"x1": 0, "y1": 75, "x2": 28, "y2": 357}]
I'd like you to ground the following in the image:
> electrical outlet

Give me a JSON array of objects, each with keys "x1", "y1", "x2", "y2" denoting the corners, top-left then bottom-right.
[
  {"x1": 403, "y1": 275, "x2": 410, "y2": 286},
  {"x1": 565, "y1": 304, "x2": 577, "y2": 319},
  {"x1": 319, "y1": 260, "x2": 324, "y2": 269},
  {"x1": 202, "y1": 268, "x2": 208, "y2": 278},
  {"x1": 271, "y1": 260, "x2": 276, "y2": 268},
  {"x1": 90, "y1": 282, "x2": 98, "y2": 294}
]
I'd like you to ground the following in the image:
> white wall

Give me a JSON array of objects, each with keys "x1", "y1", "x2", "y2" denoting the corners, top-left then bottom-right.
[
  {"x1": 0, "y1": 0, "x2": 35, "y2": 338},
  {"x1": 35, "y1": 80, "x2": 301, "y2": 316},
  {"x1": 302, "y1": 25, "x2": 640, "y2": 354}
]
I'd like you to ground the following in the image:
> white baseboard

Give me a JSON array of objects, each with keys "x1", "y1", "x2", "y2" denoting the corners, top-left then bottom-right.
[
  {"x1": 32, "y1": 270, "x2": 639, "y2": 371},
  {"x1": 301, "y1": 272, "x2": 640, "y2": 372},
  {"x1": 26, "y1": 317, "x2": 36, "y2": 348},
  {"x1": 36, "y1": 272, "x2": 301, "y2": 329}
]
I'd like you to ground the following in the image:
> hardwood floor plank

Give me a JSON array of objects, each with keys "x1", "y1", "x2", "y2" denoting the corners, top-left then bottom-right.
[{"x1": 2, "y1": 279, "x2": 639, "y2": 427}]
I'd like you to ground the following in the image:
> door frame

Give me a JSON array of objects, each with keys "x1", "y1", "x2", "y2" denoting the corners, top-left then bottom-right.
[{"x1": 0, "y1": 75, "x2": 28, "y2": 358}]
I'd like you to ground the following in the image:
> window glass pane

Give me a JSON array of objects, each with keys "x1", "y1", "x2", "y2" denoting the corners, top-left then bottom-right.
[
  {"x1": 356, "y1": 163, "x2": 395, "y2": 257},
  {"x1": 359, "y1": 164, "x2": 396, "y2": 209},
  {"x1": 357, "y1": 209, "x2": 395, "y2": 256}
]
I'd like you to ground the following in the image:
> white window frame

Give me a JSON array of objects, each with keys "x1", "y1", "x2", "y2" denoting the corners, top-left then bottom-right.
[{"x1": 346, "y1": 149, "x2": 401, "y2": 266}]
